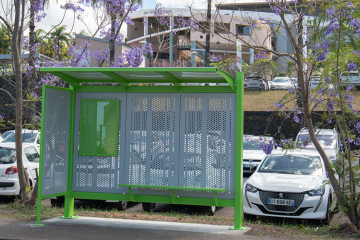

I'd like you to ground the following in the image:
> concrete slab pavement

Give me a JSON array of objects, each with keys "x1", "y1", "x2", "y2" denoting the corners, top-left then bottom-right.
[{"x1": 0, "y1": 216, "x2": 297, "y2": 240}]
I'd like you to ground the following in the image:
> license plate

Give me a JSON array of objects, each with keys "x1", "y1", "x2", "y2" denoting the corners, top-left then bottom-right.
[
  {"x1": 243, "y1": 164, "x2": 250, "y2": 167},
  {"x1": 267, "y1": 198, "x2": 295, "y2": 206},
  {"x1": 250, "y1": 83, "x2": 257, "y2": 85}
]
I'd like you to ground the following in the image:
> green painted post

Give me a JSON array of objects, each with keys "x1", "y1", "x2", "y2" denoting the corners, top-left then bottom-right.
[
  {"x1": 230, "y1": 71, "x2": 245, "y2": 230},
  {"x1": 63, "y1": 87, "x2": 76, "y2": 219},
  {"x1": 34, "y1": 85, "x2": 47, "y2": 226}
]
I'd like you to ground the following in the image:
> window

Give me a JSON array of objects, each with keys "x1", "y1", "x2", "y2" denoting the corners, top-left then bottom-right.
[
  {"x1": 24, "y1": 147, "x2": 40, "y2": 162},
  {"x1": 79, "y1": 99, "x2": 120, "y2": 157},
  {"x1": 153, "y1": 52, "x2": 170, "y2": 59},
  {"x1": 214, "y1": 23, "x2": 230, "y2": 34},
  {"x1": 237, "y1": 25, "x2": 250, "y2": 36}
]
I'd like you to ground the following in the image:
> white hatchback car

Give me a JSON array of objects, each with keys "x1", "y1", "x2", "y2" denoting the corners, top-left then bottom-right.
[
  {"x1": 271, "y1": 77, "x2": 293, "y2": 90},
  {"x1": 243, "y1": 136, "x2": 275, "y2": 173},
  {"x1": 243, "y1": 150, "x2": 336, "y2": 223},
  {"x1": 3, "y1": 129, "x2": 41, "y2": 145},
  {"x1": 295, "y1": 128, "x2": 340, "y2": 164},
  {"x1": 0, "y1": 142, "x2": 40, "y2": 196}
]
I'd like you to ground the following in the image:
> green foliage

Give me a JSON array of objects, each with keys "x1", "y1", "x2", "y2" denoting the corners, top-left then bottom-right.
[{"x1": 0, "y1": 25, "x2": 11, "y2": 54}]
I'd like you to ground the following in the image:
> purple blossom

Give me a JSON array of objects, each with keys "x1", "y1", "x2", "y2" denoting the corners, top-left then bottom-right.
[
  {"x1": 317, "y1": 52, "x2": 326, "y2": 62},
  {"x1": 30, "y1": 92, "x2": 38, "y2": 98},
  {"x1": 293, "y1": 115, "x2": 300, "y2": 123},
  {"x1": 345, "y1": 94, "x2": 354, "y2": 101},
  {"x1": 258, "y1": 140, "x2": 275, "y2": 155},
  {"x1": 0, "y1": 115, "x2": 3, "y2": 120},
  {"x1": 348, "y1": 62, "x2": 357, "y2": 72},
  {"x1": 324, "y1": 24, "x2": 336, "y2": 35},
  {"x1": 255, "y1": 51, "x2": 266, "y2": 60}
]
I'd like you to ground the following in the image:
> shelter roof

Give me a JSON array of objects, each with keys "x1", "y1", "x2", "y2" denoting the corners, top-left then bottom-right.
[{"x1": 40, "y1": 67, "x2": 235, "y2": 90}]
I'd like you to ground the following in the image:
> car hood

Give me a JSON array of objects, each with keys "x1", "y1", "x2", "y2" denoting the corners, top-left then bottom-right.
[
  {"x1": 247, "y1": 172, "x2": 326, "y2": 192},
  {"x1": 243, "y1": 150, "x2": 266, "y2": 160}
]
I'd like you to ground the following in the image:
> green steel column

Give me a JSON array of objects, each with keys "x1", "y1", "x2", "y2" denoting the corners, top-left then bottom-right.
[
  {"x1": 231, "y1": 71, "x2": 245, "y2": 230},
  {"x1": 35, "y1": 85, "x2": 47, "y2": 226},
  {"x1": 63, "y1": 87, "x2": 76, "y2": 219}
]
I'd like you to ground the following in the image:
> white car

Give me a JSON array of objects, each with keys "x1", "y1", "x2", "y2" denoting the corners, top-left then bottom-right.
[
  {"x1": 244, "y1": 75, "x2": 269, "y2": 90},
  {"x1": 0, "y1": 135, "x2": 3, "y2": 143},
  {"x1": 295, "y1": 128, "x2": 340, "y2": 164},
  {"x1": 271, "y1": 77, "x2": 293, "y2": 90},
  {"x1": 243, "y1": 150, "x2": 336, "y2": 223},
  {"x1": 243, "y1": 136, "x2": 275, "y2": 173},
  {"x1": 3, "y1": 129, "x2": 41, "y2": 145},
  {"x1": 0, "y1": 142, "x2": 40, "y2": 196},
  {"x1": 309, "y1": 76, "x2": 334, "y2": 90}
]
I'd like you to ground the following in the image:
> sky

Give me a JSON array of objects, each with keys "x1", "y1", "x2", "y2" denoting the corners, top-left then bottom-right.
[{"x1": 35, "y1": 0, "x2": 254, "y2": 37}]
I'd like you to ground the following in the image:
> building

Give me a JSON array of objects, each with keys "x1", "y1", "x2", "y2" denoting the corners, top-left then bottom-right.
[
  {"x1": 74, "y1": 34, "x2": 136, "y2": 67},
  {"x1": 127, "y1": 8, "x2": 273, "y2": 67}
]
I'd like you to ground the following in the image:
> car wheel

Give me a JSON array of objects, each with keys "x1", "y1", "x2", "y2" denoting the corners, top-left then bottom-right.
[
  {"x1": 243, "y1": 213, "x2": 257, "y2": 222},
  {"x1": 113, "y1": 201, "x2": 128, "y2": 211},
  {"x1": 322, "y1": 197, "x2": 332, "y2": 225},
  {"x1": 142, "y1": 202, "x2": 156, "y2": 212},
  {"x1": 205, "y1": 206, "x2": 216, "y2": 216},
  {"x1": 50, "y1": 196, "x2": 65, "y2": 207}
]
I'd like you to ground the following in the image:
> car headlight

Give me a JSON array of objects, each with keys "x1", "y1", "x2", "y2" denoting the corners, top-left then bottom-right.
[
  {"x1": 307, "y1": 186, "x2": 325, "y2": 196},
  {"x1": 245, "y1": 183, "x2": 258, "y2": 193}
]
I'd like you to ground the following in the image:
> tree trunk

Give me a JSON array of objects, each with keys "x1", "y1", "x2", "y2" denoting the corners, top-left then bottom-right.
[
  {"x1": 205, "y1": 0, "x2": 211, "y2": 67},
  {"x1": 11, "y1": 0, "x2": 28, "y2": 202},
  {"x1": 28, "y1": 168, "x2": 38, "y2": 206},
  {"x1": 28, "y1": 0, "x2": 37, "y2": 82},
  {"x1": 109, "y1": 13, "x2": 116, "y2": 65}
]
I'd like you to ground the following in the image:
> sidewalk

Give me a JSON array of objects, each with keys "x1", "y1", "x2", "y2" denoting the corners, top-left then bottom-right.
[{"x1": 0, "y1": 216, "x2": 297, "y2": 240}]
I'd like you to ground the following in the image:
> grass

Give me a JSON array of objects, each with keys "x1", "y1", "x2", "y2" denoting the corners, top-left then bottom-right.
[
  {"x1": 0, "y1": 199, "x2": 358, "y2": 239},
  {"x1": 244, "y1": 89, "x2": 360, "y2": 111}
]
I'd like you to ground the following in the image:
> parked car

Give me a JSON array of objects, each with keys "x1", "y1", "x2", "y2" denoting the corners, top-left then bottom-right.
[
  {"x1": 3, "y1": 129, "x2": 40, "y2": 144},
  {"x1": 244, "y1": 75, "x2": 269, "y2": 90},
  {"x1": 1, "y1": 130, "x2": 14, "y2": 140},
  {"x1": 309, "y1": 76, "x2": 334, "y2": 90},
  {"x1": 271, "y1": 77, "x2": 293, "y2": 90},
  {"x1": 339, "y1": 71, "x2": 360, "y2": 89},
  {"x1": 243, "y1": 150, "x2": 336, "y2": 223},
  {"x1": 0, "y1": 135, "x2": 3, "y2": 143},
  {"x1": 243, "y1": 136, "x2": 276, "y2": 173},
  {"x1": 0, "y1": 142, "x2": 40, "y2": 196},
  {"x1": 295, "y1": 128, "x2": 340, "y2": 163}
]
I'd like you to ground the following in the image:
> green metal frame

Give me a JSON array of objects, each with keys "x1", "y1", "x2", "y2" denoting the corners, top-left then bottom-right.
[{"x1": 37, "y1": 68, "x2": 244, "y2": 230}]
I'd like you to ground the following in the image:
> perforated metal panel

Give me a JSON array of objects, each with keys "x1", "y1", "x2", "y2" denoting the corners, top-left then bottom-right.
[
  {"x1": 72, "y1": 93, "x2": 126, "y2": 193},
  {"x1": 125, "y1": 93, "x2": 180, "y2": 196},
  {"x1": 42, "y1": 88, "x2": 71, "y2": 196},
  {"x1": 179, "y1": 93, "x2": 235, "y2": 200}
]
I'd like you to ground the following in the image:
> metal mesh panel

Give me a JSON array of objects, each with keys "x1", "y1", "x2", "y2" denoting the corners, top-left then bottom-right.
[
  {"x1": 125, "y1": 93, "x2": 180, "y2": 196},
  {"x1": 179, "y1": 93, "x2": 235, "y2": 200},
  {"x1": 42, "y1": 88, "x2": 71, "y2": 196},
  {"x1": 72, "y1": 93, "x2": 126, "y2": 193}
]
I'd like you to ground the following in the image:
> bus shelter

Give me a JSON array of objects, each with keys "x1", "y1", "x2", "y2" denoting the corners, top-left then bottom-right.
[{"x1": 36, "y1": 67, "x2": 245, "y2": 230}]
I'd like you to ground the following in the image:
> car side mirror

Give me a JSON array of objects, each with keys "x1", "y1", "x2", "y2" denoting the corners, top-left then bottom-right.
[{"x1": 251, "y1": 165, "x2": 257, "y2": 172}]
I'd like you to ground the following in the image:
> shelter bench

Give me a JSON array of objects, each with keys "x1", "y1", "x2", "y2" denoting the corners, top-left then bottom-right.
[{"x1": 117, "y1": 184, "x2": 227, "y2": 206}]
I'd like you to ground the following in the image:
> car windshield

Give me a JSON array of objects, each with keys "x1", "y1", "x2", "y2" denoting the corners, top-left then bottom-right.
[
  {"x1": 273, "y1": 78, "x2": 289, "y2": 82},
  {"x1": 243, "y1": 141, "x2": 261, "y2": 150},
  {"x1": 0, "y1": 149, "x2": 16, "y2": 164},
  {"x1": 1, "y1": 131, "x2": 13, "y2": 139},
  {"x1": 258, "y1": 155, "x2": 323, "y2": 175},
  {"x1": 342, "y1": 72, "x2": 359, "y2": 76},
  {"x1": 3, "y1": 132, "x2": 38, "y2": 143},
  {"x1": 297, "y1": 134, "x2": 336, "y2": 149}
]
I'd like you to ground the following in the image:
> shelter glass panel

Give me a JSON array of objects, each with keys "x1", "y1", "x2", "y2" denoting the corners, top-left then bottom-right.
[{"x1": 79, "y1": 99, "x2": 120, "y2": 157}]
